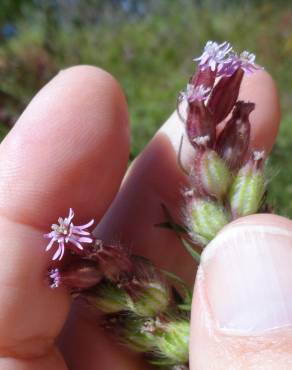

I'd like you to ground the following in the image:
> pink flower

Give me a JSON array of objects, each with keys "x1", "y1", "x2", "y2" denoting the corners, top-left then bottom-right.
[
  {"x1": 218, "y1": 51, "x2": 260, "y2": 76},
  {"x1": 44, "y1": 208, "x2": 94, "y2": 260},
  {"x1": 238, "y1": 51, "x2": 260, "y2": 73},
  {"x1": 194, "y1": 41, "x2": 232, "y2": 71},
  {"x1": 194, "y1": 41, "x2": 261, "y2": 78},
  {"x1": 180, "y1": 84, "x2": 211, "y2": 103},
  {"x1": 49, "y1": 268, "x2": 61, "y2": 288}
]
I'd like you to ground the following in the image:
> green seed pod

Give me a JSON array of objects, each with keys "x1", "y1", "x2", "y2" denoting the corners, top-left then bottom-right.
[
  {"x1": 128, "y1": 281, "x2": 170, "y2": 317},
  {"x1": 192, "y1": 149, "x2": 232, "y2": 199},
  {"x1": 188, "y1": 197, "x2": 230, "y2": 245},
  {"x1": 87, "y1": 281, "x2": 130, "y2": 313},
  {"x1": 229, "y1": 153, "x2": 265, "y2": 217},
  {"x1": 155, "y1": 320, "x2": 190, "y2": 365}
]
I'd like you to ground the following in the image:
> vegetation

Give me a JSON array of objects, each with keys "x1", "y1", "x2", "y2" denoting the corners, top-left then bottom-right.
[{"x1": 0, "y1": 0, "x2": 292, "y2": 216}]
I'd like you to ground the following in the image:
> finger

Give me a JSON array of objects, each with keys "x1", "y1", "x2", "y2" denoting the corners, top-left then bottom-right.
[
  {"x1": 0, "y1": 66, "x2": 129, "y2": 227},
  {"x1": 0, "y1": 66, "x2": 129, "y2": 368},
  {"x1": 96, "y1": 69, "x2": 280, "y2": 285},
  {"x1": 0, "y1": 349, "x2": 67, "y2": 370},
  {"x1": 190, "y1": 214, "x2": 292, "y2": 370}
]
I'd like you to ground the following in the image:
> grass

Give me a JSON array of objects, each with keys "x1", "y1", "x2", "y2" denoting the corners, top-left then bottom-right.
[{"x1": 0, "y1": 0, "x2": 292, "y2": 216}]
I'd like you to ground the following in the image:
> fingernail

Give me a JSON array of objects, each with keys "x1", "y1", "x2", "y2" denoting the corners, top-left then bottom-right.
[{"x1": 201, "y1": 222, "x2": 292, "y2": 334}]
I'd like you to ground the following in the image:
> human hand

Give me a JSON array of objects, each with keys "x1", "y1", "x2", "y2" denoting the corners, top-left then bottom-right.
[{"x1": 0, "y1": 64, "x2": 290, "y2": 370}]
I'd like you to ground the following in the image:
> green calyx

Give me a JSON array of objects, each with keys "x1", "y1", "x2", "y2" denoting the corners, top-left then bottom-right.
[
  {"x1": 154, "y1": 320, "x2": 190, "y2": 365},
  {"x1": 200, "y1": 149, "x2": 232, "y2": 199},
  {"x1": 229, "y1": 163, "x2": 265, "y2": 217},
  {"x1": 128, "y1": 281, "x2": 170, "y2": 317},
  {"x1": 189, "y1": 198, "x2": 230, "y2": 244},
  {"x1": 120, "y1": 316, "x2": 157, "y2": 352},
  {"x1": 89, "y1": 281, "x2": 130, "y2": 313}
]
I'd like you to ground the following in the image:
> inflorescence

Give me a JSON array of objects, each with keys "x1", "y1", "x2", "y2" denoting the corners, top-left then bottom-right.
[
  {"x1": 43, "y1": 41, "x2": 268, "y2": 370},
  {"x1": 44, "y1": 208, "x2": 94, "y2": 260}
]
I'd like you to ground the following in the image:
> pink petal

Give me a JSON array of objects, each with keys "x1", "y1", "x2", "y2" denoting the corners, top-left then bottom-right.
[
  {"x1": 72, "y1": 229, "x2": 90, "y2": 236},
  {"x1": 77, "y1": 236, "x2": 93, "y2": 243},
  {"x1": 59, "y1": 243, "x2": 65, "y2": 260},
  {"x1": 45, "y1": 237, "x2": 56, "y2": 251},
  {"x1": 69, "y1": 239, "x2": 84, "y2": 250},
  {"x1": 52, "y1": 245, "x2": 62, "y2": 261},
  {"x1": 77, "y1": 219, "x2": 94, "y2": 230},
  {"x1": 66, "y1": 208, "x2": 75, "y2": 224},
  {"x1": 210, "y1": 59, "x2": 217, "y2": 71},
  {"x1": 44, "y1": 231, "x2": 55, "y2": 239},
  {"x1": 201, "y1": 53, "x2": 209, "y2": 64}
]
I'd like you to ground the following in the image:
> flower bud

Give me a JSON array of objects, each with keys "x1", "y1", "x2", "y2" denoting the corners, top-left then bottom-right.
[
  {"x1": 216, "y1": 101, "x2": 254, "y2": 170},
  {"x1": 186, "y1": 100, "x2": 215, "y2": 148},
  {"x1": 155, "y1": 320, "x2": 190, "y2": 365},
  {"x1": 207, "y1": 68, "x2": 244, "y2": 125},
  {"x1": 191, "y1": 148, "x2": 232, "y2": 199},
  {"x1": 128, "y1": 280, "x2": 170, "y2": 317},
  {"x1": 87, "y1": 240, "x2": 133, "y2": 282},
  {"x1": 86, "y1": 281, "x2": 130, "y2": 313},
  {"x1": 187, "y1": 197, "x2": 230, "y2": 244},
  {"x1": 118, "y1": 316, "x2": 162, "y2": 352},
  {"x1": 48, "y1": 260, "x2": 102, "y2": 290},
  {"x1": 229, "y1": 151, "x2": 265, "y2": 217}
]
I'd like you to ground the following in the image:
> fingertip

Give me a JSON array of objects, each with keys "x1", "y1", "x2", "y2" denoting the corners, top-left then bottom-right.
[
  {"x1": 0, "y1": 65, "x2": 129, "y2": 358},
  {"x1": 190, "y1": 214, "x2": 292, "y2": 369},
  {"x1": 0, "y1": 64, "x2": 130, "y2": 226},
  {"x1": 221, "y1": 213, "x2": 292, "y2": 232},
  {"x1": 57, "y1": 65, "x2": 129, "y2": 129}
]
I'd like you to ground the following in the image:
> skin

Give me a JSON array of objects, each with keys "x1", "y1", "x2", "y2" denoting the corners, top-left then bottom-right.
[{"x1": 0, "y1": 64, "x2": 290, "y2": 369}]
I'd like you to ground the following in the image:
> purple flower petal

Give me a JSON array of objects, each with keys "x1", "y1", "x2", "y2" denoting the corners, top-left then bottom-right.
[
  {"x1": 45, "y1": 237, "x2": 56, "y2": 251},
  {"x1": 49, "y1": 268, "x2": 61, "y2": 289},
  {"x1": 44, "y1": 231, "x2": 55, "y2": 238},
  {"x1": 59, "y1": 243, "x2": 65, "y2": 260},
  {"x1": 194, "y1": 41, "x2": 233, "y2": 72},
  {"x1": 68, "y1": 208, "x2": 74, "y2": 222},
  {"x1": 69, "y1": 238, "x2": 84, "y2": 250},
  {"x1": 76, "y1": 219, "x2": 94, "y2": 230},
  {"x1": 52, "y1": 245, "x2": 62, "y2": 261},
  {"x1": 72, "y1": 229, "x2": 91, "y2": 236},
  {"x1": 77, "y1": 236, "x2": 93, "y2": 243}
]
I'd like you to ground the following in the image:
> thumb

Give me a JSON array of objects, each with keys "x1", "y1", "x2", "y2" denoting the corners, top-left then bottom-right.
[{"x1": 190, "y1": 214, "x2": 292, "y2": 370}]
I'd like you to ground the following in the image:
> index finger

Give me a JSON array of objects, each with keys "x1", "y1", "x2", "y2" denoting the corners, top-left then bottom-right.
[{"x1": 0, "y1": 66, "x2": 129, "y2": 367}]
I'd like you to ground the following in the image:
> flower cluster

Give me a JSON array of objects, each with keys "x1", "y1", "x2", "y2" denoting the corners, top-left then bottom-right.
[
  {"x1": 178, "y1": 41, "x2": 266, "y2": 245},
  {"x1": 193, "y1": 41, "x2": 232, "y2": 72},
  {"x1": 43, "y1": 41, "x2": 269, "y2": 370},
  {"x1": 46, "y1": 241, "x2": 190, "y2": 368},
  {"x1": 193, "y1": 41, "x2": 260, "y2": 77}
]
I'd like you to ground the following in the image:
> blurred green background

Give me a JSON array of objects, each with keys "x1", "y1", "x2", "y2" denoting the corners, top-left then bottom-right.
[{"x1": 0, "y1": 0, "x2": 292, "y2": 216}]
